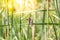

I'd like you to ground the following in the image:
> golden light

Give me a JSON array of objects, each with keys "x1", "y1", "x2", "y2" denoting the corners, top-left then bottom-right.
[
  {"x1": 2, "y1": 3, "x2": 6, "y2": 7},
  {"x1": 14, "y1": 0, "x2": 37, "y2": 12},
  {"x1": 3, "y1": 0, "x2": 37, "y2": 15},
  {"x1": 8, "y1": 3, "x2": 12, "y2": 9},
  {"x1": 15, "y1": 0, "x2": 24, "y2": 5},
  {"x1": 14, "y1": 0, "x2": 25, "y2": 12}
]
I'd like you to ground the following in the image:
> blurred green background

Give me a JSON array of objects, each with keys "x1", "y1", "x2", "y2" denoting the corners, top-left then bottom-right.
[{"x1": 0, "y1": 0, "x2": 60, "y2": 40}]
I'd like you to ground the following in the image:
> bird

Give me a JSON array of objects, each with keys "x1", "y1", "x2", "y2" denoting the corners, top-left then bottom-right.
[{"x1": 26, "y1": 18, "x2": 33, "y2": 25}]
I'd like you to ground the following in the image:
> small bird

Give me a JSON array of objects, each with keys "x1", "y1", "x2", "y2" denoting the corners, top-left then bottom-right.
[{"x1": 27, "y1": 18, "x2": 33, "y2": 25}]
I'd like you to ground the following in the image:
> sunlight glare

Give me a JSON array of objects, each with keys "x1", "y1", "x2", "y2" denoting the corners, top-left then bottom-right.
[
  {"x1": 7, "y1": 0, "x2": 37, "y2": 15},
  {"x1": 8, "y1": 3, "x2": 12, "y2": 9},
  {"x1": 14, "y1": 0, "x2": 37, "y2": 12},
  {"x1": 15, "y1": 0, "x2": 24, "y2": 5}
]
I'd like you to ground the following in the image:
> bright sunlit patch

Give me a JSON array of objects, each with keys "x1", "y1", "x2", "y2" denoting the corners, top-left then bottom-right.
[
  {"x1": 15, "y1": 0, "x2": 24, "y2": 5},
  {"x1": 8, "y1": 3, "x2": 12, "y2": 9},
  {"x1": 14, "y1": 0, "x2": 37, "y2": 12},
  {"x1": 14, "y1": 0, "x2": 25, "y2": 12},
  {"x1": 4, "y1": 0, "x2": 37, "y2": 15}
]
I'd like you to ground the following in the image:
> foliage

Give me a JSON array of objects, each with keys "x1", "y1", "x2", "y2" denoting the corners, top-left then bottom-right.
[{"x1": 0, "y1": 0, "x2": 60, "y2": 40}]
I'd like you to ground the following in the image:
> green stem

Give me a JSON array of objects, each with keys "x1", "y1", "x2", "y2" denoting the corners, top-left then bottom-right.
[{"x1": 50, "y1": 16, "x2": 58, "y2": 40}]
